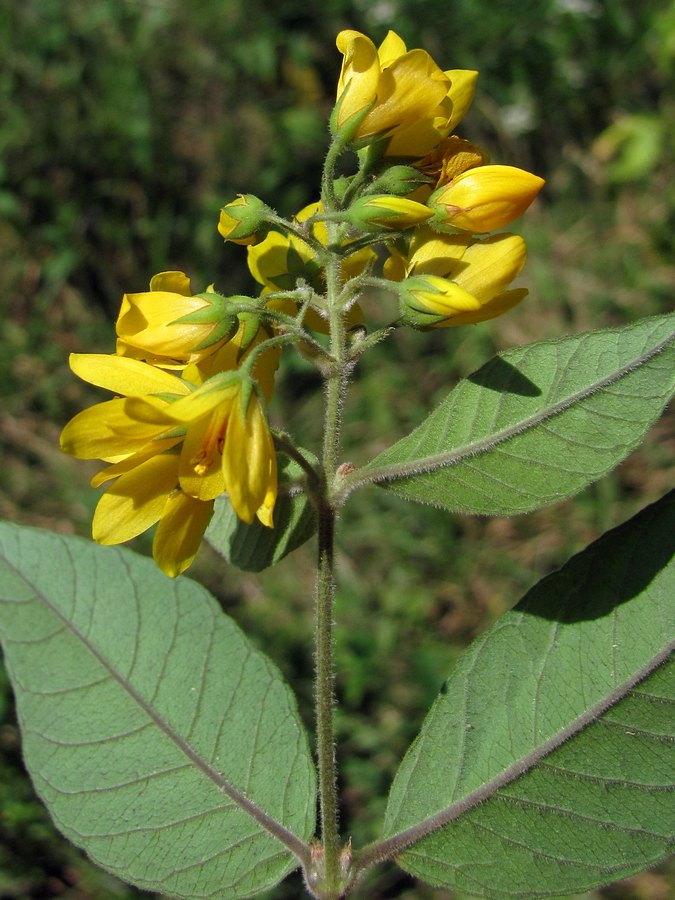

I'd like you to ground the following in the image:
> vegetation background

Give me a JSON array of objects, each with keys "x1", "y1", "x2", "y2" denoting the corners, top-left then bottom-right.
[{"x1": 0, "y1": 0, "x2": 673, "y2": 897}]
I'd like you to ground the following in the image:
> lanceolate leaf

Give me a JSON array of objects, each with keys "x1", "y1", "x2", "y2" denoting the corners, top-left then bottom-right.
[
  {"x1": 0, "y1": 524, "x2": 315, "y2": 899},
  {"x1": 343, "y1": 314, "x2": 675, "y2": 515},
  {"x1": 378, "y1": 491, "x2": 675, "y2": 897},
  {"x1": 207, "y1": 452, "x2": 317, "y2": 572}
]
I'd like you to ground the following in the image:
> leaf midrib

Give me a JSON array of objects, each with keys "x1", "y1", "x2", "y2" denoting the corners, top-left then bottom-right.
[
  {"x1": 0, "y1": 547, "x2": 311, "y2": 864},
  {"x1": 341, "y1": 326, "x2": 675, "y2": 496},
  {"x1": 355, "y1": 641, "x2": 674, "y2": 872}
]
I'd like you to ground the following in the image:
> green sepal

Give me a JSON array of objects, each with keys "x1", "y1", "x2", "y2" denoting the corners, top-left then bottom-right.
[
  {"x1": 329, "y1": 90, "x2": 375, "y2": 145},
  {"x1": 365, "y1": 164, "x2": 433, "y2": 196},
  {"x1": 235, "y1": 310, "x2": 264, "y2": 356}
]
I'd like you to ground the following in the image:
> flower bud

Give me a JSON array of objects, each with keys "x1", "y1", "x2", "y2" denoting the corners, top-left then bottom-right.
[
  {"x1": 429, "y1": 165, "x2": 544, "y2": 233},
  {"x1": 366, "y1": 165, "x2": 433, "y2": 196},
  {"x1": 218, "y1": 194, "x2": 272, "y2": 245},
  {"x1": 348, "y1": 195, "x2": 433, "y2": 232},
  {"x1": 398, "y1": 274, "x2": 482, "y2": 327}
]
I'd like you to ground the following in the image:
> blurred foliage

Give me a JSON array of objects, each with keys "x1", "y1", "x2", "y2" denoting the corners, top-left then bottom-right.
[{"x1": 1, "y1": 0, "x2": 673, "y2": 897}]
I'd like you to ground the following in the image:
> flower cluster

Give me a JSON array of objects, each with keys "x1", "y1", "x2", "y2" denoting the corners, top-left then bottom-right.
[
  {"x1": 219, "y1": 29, "x2": 544, "y2": 329},
  {"x1": 61, "y1": 282, "x2": 280, "y2": 577},
  {"x1": 62, "y1": 28, "x2": 543, "y2": 577}
]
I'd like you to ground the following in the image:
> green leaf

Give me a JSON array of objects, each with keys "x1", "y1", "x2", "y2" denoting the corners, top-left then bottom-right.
[
  {"x1": 207, "y1": 452, "x2": 317, "y2": 572},
  {"x1": 381, "y1": 491, "x2": 675, "y2": 897},
  {"x1": 0, "y1": 524, "x2": 315, "y2": 899},
  {"x1": 347, "y1": 314, "x2": 675, "y2": 515}
]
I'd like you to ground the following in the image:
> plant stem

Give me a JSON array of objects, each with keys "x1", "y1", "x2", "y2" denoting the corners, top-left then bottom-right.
[
  {"x1": 312, "y1": 196, "x2": 349, "y2": 892},
  {"x1": 314, "y1": 493, "x2": 340, "y2": 893}
]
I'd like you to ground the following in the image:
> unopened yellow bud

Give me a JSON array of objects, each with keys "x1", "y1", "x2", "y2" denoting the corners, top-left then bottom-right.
[
  {"x1": 399, "y1": 274, "x2": 482, "y2": 327},
  {"x1": 348, "y1": 195, "x2": 433, "y2": 231},
  {"x1": 429, "y1": 165, "x2": 544, "y2": 233},
  {"x1": 218, "y1": 194, "x2": 271, "y2": 245}
]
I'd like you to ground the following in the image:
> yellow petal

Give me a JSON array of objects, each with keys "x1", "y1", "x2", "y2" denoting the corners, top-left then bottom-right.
[
  {"x1": 454, "y1": 234, "x2": 527, "y2": 301},
  {"x1": 377, "y1": 30, "x2": 407, "y2": 66},
  {"x1": 247, "y1": 231, "x2": 298, "y2": 290},
  {"x1": 336, "y1": 30, "x2": 380, "y2": 126},
  {"x1": 90, "y1": 439, "x2": 182, "y2": 486},
  {"x1": 61, "y1": 399, "x2": 171, "y2": 460},
  {"x1": 222, "y1": 395, "x2": 276, "y2": 524},
  {"x1": 384, "y1": 116, "x2": 448, "y2": 158},
  {"x1": 410, "y1": 277, "x2": 482, "y2": 316},
  {"x1": 445, "y1": 69, "x2": 479, "y2": 134},
  {"x1": 153, "y1": 494, "x2": 214, "y2": 577},
  {"x1": 366, "y1": 50, "x2": 450, "y2": 139},
  {"x1": 407, "y1": 228, "x2": 472, "y2": 276},
  {"x1": 148, "y1": 271, "x2": 191, "y2": 295},
  {"x1": 92, "y1": 454, "x2": 179, "y2": 545},
  {"x1": 256, "y1": 484, "x2": 276, "y2": 528},
  {"x1": 382, "y1": 249, "x2": 408, "y2": 282},
  {"x1": 435, "y1": 288, "x2": 527, "y2": 327},
  {"x1": 69, "y1": 353, "x2": 189, "y2": 397},
  {"x1": 178, "y1": 410, "x2": 227, "y2": 501},
  {"x1": 341, "y1": 245, "x2": 378, "y2": 282}
]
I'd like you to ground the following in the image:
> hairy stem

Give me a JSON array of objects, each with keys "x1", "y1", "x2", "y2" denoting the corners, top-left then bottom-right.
[
  {"x1": 311, "y1": 193, "x2": 350, "y2": 893},
  {"x1": 314, "y1": 494, "x2": 340, "y2": 892}
]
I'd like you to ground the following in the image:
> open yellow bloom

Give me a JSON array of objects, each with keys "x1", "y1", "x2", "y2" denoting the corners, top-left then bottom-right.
[
  {"x1": 116, "y1": 271, "x2": 235, "y2": 367},
  {"x1": 388, "y1": 227, "x2": 528, "y2": 327},
  {"x1": 162, "y1": 376, "x2": 277, "y2": 527},
  {"x1": 429, "y1": 165, "x2": 544, "y2": 233},
  {"x1": 334, "y1": 29, "x2": 477, "y2": 157},
  {"x1": 60, "y1": 353, "x2": 277, "y2": 576}
]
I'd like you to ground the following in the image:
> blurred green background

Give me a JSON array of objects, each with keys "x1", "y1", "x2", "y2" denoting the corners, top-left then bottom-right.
[{"x1": 1, "y1": 0, "x2": 673, "y2": 897}]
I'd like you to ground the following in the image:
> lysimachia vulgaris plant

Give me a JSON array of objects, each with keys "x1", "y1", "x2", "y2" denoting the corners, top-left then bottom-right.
[{"x1": 0, "y1": 28, "x2": 673, "y2": 900}]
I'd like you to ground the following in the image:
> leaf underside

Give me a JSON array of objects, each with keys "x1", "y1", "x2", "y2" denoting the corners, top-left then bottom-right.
[
  {"x1": 384, "y1": 490, "x2": 675, "y2": 897},
  {"x1": 0, "y1": 525, "x2": 316, "y2": 899},
  {"x1": 362, "y1": 313, "x2": 675, "y2": 515}
]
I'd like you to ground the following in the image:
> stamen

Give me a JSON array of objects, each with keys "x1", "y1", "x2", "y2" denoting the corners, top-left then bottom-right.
[{"x1": 190, "y1": 408, "x2": 229, "y2": 475}]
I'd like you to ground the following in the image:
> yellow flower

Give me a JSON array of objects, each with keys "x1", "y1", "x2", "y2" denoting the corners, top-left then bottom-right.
[
  {"x1": 334, "y1": 29, "x2": 478, "y2": 157},
  {"x1": 162, "y1": 375, "x2": 277, "y2": 527},
  {"x1": 116, "y1": 271, "x2": 236, "y2": 367},
  {"x1": 389, "y1": 227, "x2": 528, "y2": 327},
  {"x1": 429, "y1": 164, "x2": 544, "y2": 233},
  {"x1": 60, "y1": 353, "x2": 277, "y2": 577}
]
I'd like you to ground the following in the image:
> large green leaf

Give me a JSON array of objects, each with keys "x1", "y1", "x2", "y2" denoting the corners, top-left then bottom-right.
[
  {"x1": 381, "y1": 491, "x2": 675, "y2": 897},
  {"x1": 342, "y1": 314, "x2": 675, "y2": 514},
  {"x1": 206, "y1": 452, "x2": 317, "y2": 572},
  {"x1": 0, "y1": 524, "x2": 315, "y2": 899}
]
